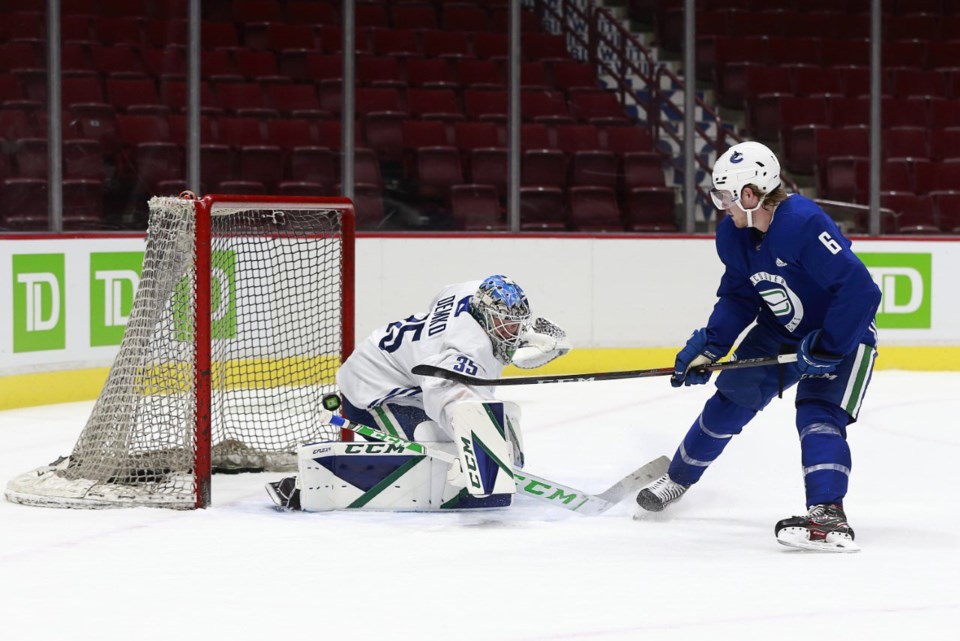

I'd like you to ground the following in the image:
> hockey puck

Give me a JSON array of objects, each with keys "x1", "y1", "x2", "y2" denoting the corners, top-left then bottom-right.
[{"x1": 322, "y1": 393, "x2": 341, "y2": 411}]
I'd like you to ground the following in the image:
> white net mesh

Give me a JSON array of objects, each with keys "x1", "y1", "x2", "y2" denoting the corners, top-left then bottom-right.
[{"x1": 6, "y1": 196, "x2": 350, "y2": 509}]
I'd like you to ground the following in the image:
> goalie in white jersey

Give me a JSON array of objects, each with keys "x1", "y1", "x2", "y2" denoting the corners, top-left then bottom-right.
[
  {"x1": 267, "y1": 275, "x2": 571, "y2": 511},
  {"x1": 338, "y1": 274, "x2": 569, "y2": 444}
]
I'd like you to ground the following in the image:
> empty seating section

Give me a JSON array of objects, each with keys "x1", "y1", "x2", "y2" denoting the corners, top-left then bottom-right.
[
  {"x1": 646, "y1": 0, "x2": 960, "y2": 233},
  {"x1": 1, "y1": 1, "x2": 671, "y2": 231}
]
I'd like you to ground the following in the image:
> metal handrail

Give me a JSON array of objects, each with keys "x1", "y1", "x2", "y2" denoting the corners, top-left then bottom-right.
[
  {"x1": 533, "y1": 0, "x2": 800, "y2": 218},
  {"x1": 534, "y1": 1, "x2": 658, "y2": 124},
  {"x1": 813, "y1": 199, "x2": 898, "y2": 220}
]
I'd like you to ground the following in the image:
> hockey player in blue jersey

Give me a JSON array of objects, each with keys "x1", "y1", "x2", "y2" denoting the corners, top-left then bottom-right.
[{"x1": 635, "y1": 141, "x2": 881, "y2": 552}]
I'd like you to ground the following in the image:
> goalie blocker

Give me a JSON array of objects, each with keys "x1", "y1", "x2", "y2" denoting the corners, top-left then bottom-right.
[{"x1": 288, "y1": 400, "x2": 522, "y2": 512}]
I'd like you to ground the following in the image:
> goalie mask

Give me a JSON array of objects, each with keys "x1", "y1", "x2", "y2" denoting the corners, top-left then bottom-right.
[
  {"x1": 710, "y1": 141, "x2": 781, "y2": 224},
  {"x1": 470, "y1": 275, "x2": 531, "y2": 364}
]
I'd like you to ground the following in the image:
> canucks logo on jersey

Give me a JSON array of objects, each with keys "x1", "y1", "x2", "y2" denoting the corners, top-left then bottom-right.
[
  {"x1": 750, "y1": 272, "x2": 805, "y2": 332},
  {"x1": 760, "y1": 288, "x2": 792, "y2": 316}
]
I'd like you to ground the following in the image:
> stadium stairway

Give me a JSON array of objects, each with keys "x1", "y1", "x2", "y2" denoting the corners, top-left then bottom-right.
[{"x1": 598, "y1": 0, "x2": 728, "y2": 223}]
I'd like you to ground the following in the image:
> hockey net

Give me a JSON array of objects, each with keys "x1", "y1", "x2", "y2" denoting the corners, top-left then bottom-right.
[{"x1": 6, "y1": 194, "x2": 355, "y2": 509}]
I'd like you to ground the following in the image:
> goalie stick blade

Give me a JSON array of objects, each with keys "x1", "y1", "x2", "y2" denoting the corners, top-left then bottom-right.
[{"x1": 411, "y1": 355, "x2": 797, "y2": 387}]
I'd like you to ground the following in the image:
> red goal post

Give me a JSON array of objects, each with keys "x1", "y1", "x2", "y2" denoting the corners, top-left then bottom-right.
[{"x1": 6, "y1": 193, "x2": 355, "y2": 509}]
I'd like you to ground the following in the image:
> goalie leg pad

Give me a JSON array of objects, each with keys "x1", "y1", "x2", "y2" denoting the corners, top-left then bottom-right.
[
  {"x1": 295, "y1": 441, "x2": 512, "y2": 511},
  {"x1": 450, "y1": 401, "x2": 518, "y2": 497},
  {"x1": 503, "y1": 400, "x2": 524, "y2": 468}
]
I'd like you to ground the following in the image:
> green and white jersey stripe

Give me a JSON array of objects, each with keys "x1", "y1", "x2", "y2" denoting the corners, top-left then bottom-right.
[{"x1": 842, "y1": 344, "x2": 878, "y2": 418}]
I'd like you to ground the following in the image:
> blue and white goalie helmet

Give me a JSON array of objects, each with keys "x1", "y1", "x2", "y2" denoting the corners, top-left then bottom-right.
[{"x1": 470, "y1": 275, "x2": 532, "y2": 364}]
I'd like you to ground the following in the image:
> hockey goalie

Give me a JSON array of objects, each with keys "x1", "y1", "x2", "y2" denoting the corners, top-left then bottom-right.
[{"x1": 266, "y1": 275, "x2": 572, "y2": 512}]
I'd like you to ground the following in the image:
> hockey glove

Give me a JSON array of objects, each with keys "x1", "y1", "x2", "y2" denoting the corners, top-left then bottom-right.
[
  {"x1": 512, "y1": 317, "x2": 572, "y2": 369},
  {"x1": 671, "y1": 328, "x2": 725, "y2": 388},
  {"x1": 797, "y1": 330, "x2": 843, "y2": 376}
]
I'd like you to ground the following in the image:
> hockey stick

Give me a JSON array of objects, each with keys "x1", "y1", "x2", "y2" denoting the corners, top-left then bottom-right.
[
  {"x1": 411, "y1": 353, "x2": 799, "y2": 386},
  {"x1": 511, "y1": 457, "x2": 669, "y2": 516},
  {"x1": 322, "y1": 411, "x2": 668, "y2": 516}
]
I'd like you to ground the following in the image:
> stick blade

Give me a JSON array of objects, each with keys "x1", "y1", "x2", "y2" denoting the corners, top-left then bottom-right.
[{"x1": 596, "y1": 456, "x2": 671, "y2": 504}]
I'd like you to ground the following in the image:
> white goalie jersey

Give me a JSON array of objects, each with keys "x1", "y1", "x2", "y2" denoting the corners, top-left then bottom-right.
[
  {"x1": 282, "y1": 276, "x2": 570, "y2": 511},
  {"x1": 337, "y1": 280, "x2": 503, "y2": 434}
]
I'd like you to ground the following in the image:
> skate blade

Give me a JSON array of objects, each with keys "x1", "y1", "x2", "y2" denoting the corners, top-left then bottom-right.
[
  {"x1": 776, "y1": 528, "x2": 861, "y2": 553},
  {"x1": 265, "y1": 482, "x2": 290, "y2": 510},
  {"x1": 632, "y1": 506, "x2": 672, "y2": 521},
  {"x1": 634, "y1": 497, "x2": 665, "y2": 513},
  {"x1": 265, "y1": 482, "x2": 280, "y2": 505}
]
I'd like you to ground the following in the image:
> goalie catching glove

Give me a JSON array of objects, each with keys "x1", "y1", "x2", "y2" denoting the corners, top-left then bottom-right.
[{"x1": 511, "y1": 317, "x2": 572, "y2": 369}]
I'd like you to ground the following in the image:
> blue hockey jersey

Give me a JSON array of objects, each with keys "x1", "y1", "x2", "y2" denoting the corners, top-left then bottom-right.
[{"x1": 705, "y1": 194, "x2": 881, "y2": 357}]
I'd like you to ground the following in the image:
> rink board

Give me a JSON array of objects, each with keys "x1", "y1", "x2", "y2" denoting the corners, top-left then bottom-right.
[{"x1": 2, "y1": 234, "x2": 958, "y2": 408}]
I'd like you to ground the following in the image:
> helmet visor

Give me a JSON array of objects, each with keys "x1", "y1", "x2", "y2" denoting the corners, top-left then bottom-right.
[{"x1": 709, "y1": 189, "x2": 737, "y2": 210}]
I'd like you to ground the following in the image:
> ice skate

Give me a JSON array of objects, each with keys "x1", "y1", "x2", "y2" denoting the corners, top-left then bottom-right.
[
  {"x1": 635, "y1": 473, "x2": 689, "y2": 512},
  {"x1": 265, "y1": 477, "x2": 301, "y2": 511},
  {"x1": 775, "y1": 503, "x2": 860, "y2": 553}
]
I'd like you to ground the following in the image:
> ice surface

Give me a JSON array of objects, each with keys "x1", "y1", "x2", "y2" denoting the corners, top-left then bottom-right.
[{"x1": 1, "y1": 371, "x2": 957, "y2": 640}]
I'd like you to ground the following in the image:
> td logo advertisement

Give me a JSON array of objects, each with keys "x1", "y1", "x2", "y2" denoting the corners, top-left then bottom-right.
[
  {"x1": 12, "y1": 254, "x2": 65, "y2": 353},
  {"x1": 857, "y1": 253, "x2": 932, "y2": 329},
  {"x1": 90, "y1": 252, "x2": 144, "y2": 347}
]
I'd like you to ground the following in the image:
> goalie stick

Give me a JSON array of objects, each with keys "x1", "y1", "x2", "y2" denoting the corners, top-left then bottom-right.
[
  {"x1": 321, "y1": 411, "x2": 668, "y2": 516},
  {"x1": 411, "y1": 353, "x2": 799, "y2": 386}
]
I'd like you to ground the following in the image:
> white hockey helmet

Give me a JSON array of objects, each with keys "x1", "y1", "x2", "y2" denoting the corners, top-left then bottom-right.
[{"x1": 710, "y1": 141, "x2": 781, "y2": 210}]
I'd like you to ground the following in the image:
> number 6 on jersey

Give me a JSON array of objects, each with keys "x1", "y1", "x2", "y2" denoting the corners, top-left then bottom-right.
[{"x1": 818, "y1": 231, "x2": 842, "y2": 254}]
